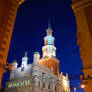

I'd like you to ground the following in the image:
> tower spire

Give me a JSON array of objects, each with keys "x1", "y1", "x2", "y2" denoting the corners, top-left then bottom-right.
[
  {"x1": 46, "y1": 18, "x2": 53, "y2": 36},
  {"x1": 42, "y1": 20, "x2": 56, "y2": 57}
]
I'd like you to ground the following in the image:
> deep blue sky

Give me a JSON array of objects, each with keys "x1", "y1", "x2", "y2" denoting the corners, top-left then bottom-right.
[{"x1": 2, "y1": 0, "x2": 85, "y2": 92}]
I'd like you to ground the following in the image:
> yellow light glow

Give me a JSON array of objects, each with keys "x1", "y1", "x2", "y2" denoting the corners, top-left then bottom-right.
[
  {"x1": 63, "y1": 79, "x2": 67, "y2": 87},
  {"x1": 81, "y1": 84, "x2": 85, "y2": 89}
]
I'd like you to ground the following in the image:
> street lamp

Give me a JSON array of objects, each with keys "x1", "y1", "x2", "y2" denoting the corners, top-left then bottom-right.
[
  {"x1": 80, "y1": 84, "x2": 85, "y2": 89},
  {"x1": 74, "y1": 87, "x2": 76, "y2": 92}
]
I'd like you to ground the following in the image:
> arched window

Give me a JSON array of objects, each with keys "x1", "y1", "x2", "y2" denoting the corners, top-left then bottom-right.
[{"x1": 46, "y1": 40, "x2": 48, "y2": 45}]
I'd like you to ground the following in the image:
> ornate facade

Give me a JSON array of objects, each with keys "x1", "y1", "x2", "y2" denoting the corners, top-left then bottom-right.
[
  {"x1": 72, "y1": 0, "x2": 92, "y2": 91},
  {"x1": 0, "y1": 0, "x2": 25, "y2": 89},
  {"x1": 5, "y1": 25, "x2": 70, "y2": 92}
]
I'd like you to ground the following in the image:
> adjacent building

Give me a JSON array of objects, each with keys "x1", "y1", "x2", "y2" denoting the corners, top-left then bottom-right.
[
  {"x1": 0, "y1": 0, "x2": 25, "y2": 89},
  {"x1": 72, "y1": 0, "x2": 92, "y2": 91},
  {"x1": 5, "y1": 25, "x2": 70, "y2": 92}
]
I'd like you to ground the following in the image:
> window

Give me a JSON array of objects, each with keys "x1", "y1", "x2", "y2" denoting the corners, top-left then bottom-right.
[
  {"x1": 43, "y1": 83, "x2": 45, "y2": 88},
  {"x1": 21, "y1": 67, "x2": 25, "y2": 72},
  {"x1": 88, "y1": 75, "x2": 90, "y2": 78},
  {"x1": 38, "y1": 81, "x2": 40, "y2": 87},
  {"x1": 55, "y1": 86, "x2": 56, "y2": 91},
  {"x1": 52, "y1": 41, "x2": 54, "y2": 45},
  {"x1": 8, "y1": 83, "x2": 12, "y2": 88},
  {"x1": 48, "y1": 84, "x2": 50, "y2": 89},
  {"x1": 24, "y1": 80, "x2": 29, "y2": 86},
  {"x1": 46, "y1": 40, "x2": 48, "y2": 45}
]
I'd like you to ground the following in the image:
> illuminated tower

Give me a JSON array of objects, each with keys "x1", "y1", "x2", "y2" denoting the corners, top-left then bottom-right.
[
  {"x1": 0, "y1": 0, "x2": 25, "y2": 89},
  {"x1": 72, "y1": 0, "x2": 92, "y2": 91},
  {"x1": 40, "y1": 22, "x2": 59, "y2": 75}
]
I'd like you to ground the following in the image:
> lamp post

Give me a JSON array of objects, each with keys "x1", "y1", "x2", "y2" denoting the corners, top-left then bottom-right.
[
  {"x1": 81, "y1": 84, "x2": 85, "y2": 89},
  {"x1": 74, "y1": 87, "x2": 76, "y2": 92}
]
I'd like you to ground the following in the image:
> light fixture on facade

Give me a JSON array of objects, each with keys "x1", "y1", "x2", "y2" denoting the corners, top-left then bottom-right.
[
  {"x1": 63, "y1": 79, "x2": 67, "y2": 87},
  {"x1": 81, "y1": 84, "x2": 85, "y2": 89}
]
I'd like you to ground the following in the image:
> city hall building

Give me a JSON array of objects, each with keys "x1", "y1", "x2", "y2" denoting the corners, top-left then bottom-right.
[{"x1": 5, "y1": 24, "x2": 70, "y2": 92}]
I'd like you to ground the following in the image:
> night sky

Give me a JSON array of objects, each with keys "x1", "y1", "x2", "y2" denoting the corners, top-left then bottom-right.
[{"x1": 2, "y1": 0, "x2": 85, "y2": 92}]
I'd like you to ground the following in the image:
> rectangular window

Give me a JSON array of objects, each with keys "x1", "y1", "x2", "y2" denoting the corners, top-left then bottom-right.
[
  {"x1": 21, "y1": 67, "x2": 25, "y2": 72},
  {"x1": 55, "y1": 86, "x2": 56, "y2": 91},
  {"x1": 48, "y1": 84, "x2": 50, "y2": 89},
  {"x1": 43, "y1": 83, "x2": 45, "y2": 88},
  {"x1": 38, "y1": 81, "x2": 40, "y2": 87}
]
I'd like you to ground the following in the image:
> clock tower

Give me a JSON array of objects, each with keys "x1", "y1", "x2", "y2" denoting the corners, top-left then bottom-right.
[{"x1": 40, "y1": 22, "x2": 59, "y2": 75}]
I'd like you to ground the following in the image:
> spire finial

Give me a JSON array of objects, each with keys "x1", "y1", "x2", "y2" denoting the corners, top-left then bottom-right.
[
  {"x1": 46, "y1": 18, "x2": 53, "y2": 36},
  {"x1": 48, "y1": 18, "x2": 51, "y2": 29}
]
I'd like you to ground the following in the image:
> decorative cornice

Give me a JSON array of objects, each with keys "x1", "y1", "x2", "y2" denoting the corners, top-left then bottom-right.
[
  {"x1": 81, "y1": 67, "x2": 92, "y2": 70},
  {"x1": 15, "y1": 0, "x2": 25, "y2": 6},
  {"x1": 82, "y1": 77, "x2": 92, "y2": 81},
  {"x1": 72, "y1": 0, "x2": 92, "y2": 11},
  {"x1": 40, "y1": 57, "x2": 59, "y2": 63}
]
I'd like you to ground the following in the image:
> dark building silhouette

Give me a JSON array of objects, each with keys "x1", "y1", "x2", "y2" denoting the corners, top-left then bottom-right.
[
  {"x1": 72, "y1": 0, "x2": 92, "y2": 91},
  {"x1": 0, "y1": 0, "x2": 25, "y2": 90}
]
